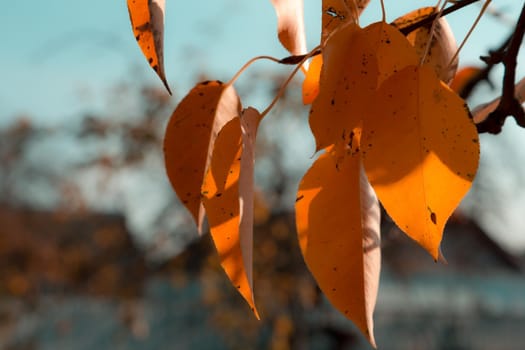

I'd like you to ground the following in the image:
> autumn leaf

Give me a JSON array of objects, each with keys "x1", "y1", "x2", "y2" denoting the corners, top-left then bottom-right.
[
  {"x1": 450, "y1": 66, "x2": 483, "y2": 95},
  {"x1": 201, "y1": 108, "x2": 262, "y2": 318},
  {"x1": 295, "y1": 145, "x2": 380, "y2": 347},
  {"x1": 472, "y1": 76, "x2": 525, "y2": 124},
  {"x1": 164, "y1": 81, "x2": 241, "y2": 233},
  {"x1": 309, "y1": 21, "x2": 418, "y2": 151},
  {"x1": 127, "y1": 0, "x2": 171, "y2": 93},
  {"x1": 270, "y1": 0, "x2": 307, "y2": 56},
  {"x1": 303, "y1": 1, "x2": 371, "y2": 105},
  {"x1": 393, "y1": 7, "x2": 458, "y2": 84},
  {"x1": 302, "y1": 54, "x2": 323, "y2": 104},
  {"x1": 321, "y1": 0, "x2": 370, "y2": 42},
  {"x1": 362, "y1": 65, "x2": 479, "y2": 259}
]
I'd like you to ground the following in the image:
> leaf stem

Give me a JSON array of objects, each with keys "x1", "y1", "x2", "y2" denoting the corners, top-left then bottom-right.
[
  {"x1": 261, "y1": 45, "x2": 321, "y2": 118},
  {"x1": 226, "y1": 55, "x2": 281, "y2": 87},
  {"x1": 447, "y1": 0, "x2": 491, "y2": 69}
]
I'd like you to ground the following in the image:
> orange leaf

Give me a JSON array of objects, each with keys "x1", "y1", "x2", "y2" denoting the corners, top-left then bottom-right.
[
  {"x1": 270, "y1": 0, "x2": 307, "y2": 56},
  {"x1": 449, "y1": 66, "x2": 483, "y2": 95},
  {"x1": 164, "y1": 81, "x2": 241, "y2": 233},
  {"x1": 321, "y1": 0, "x2": 370, "y2": 42},
  {"x1": 296, "y1": 146, "x2": 380, "y2": 347},
  {"x1": 393, "y1": 7, "x2": 458, "y2": 84},
  {"x1": 309, "y1": 21, "x2": 418, "y2": 151},
  {"x1": 302, "y1": 54, "x2": 323, "y2": 104},
  {"x1": 472, "y1": 76, "x2": 525, "y2": 124},
  {"x1": 201, "y1": 108, "x2": 262, "y2": 318},
  {"x1": 362, "y1": 65, "x2": 479, "y2": 259},
  {"x1": 127, "y1": 0, "x2": 170, "y2": 93}
]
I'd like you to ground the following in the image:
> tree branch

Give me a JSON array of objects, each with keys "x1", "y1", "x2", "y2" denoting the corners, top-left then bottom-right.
[{"x1": 477, "y1": 3, "x2": 525, "y2": 134}]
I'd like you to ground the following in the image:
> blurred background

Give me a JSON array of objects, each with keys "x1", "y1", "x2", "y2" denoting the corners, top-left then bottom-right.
[{"x1": 0, "y1": 0, "x2": 525, "y2": 349}]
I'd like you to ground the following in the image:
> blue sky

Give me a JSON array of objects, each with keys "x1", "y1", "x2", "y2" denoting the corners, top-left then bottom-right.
[
  {"x1": 1, "y1": 0, "x2": 521, "y2": 122},
  {"x1": 2, "y1": 0, "x2": 525, "y2": 252}
]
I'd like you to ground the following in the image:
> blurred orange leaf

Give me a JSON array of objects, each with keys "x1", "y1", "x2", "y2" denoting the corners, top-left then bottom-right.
[
  {"x1": 164, "y1": 81, "x2": 241, "y2": 233},
  {"x1": 472, "y1": 76, "x2": 525, "y2": 124},
  {"x1": 271, "y1": 0, "x2": 307, "y2": 56},
  {"x1": 127, "y1": 0, "x2": 170, "y2": 93},
  {"x1": 295, "y1": 146, "x2": 380, "y2": 347},
  {"x1": 449, "y1": 66, "x2": 483, "y2": 94},
  {"x1": 201, "y1": 108, "x2": 262, "y2": 318},
  {"x1": 362, "y1": 65, "x2": 479, "y2": 259}
]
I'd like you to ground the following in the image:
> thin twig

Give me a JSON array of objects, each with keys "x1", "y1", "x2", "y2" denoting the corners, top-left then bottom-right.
[{"x1": 399, "y1": 0, "x2": 480, "y2": 36}]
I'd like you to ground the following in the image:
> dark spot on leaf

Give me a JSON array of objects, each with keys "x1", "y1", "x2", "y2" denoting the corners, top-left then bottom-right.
[
  {"x1": 215, "y1": 193, "x2": 222, "y2": 197},
  {"x1": 295, "y1": 195, "x2": 304, "y2": 202},
  {"x1": 430, "y1": 212, "x2": 437, "y2": 225}
]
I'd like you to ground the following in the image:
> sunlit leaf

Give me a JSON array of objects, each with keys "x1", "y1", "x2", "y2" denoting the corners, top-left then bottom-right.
[
  {"x1": 302, "y1": 54, "x2": 323, "y2": 104},
  {"x1": 127, "y1": 0, "x2": 170, "y2": 93},
  {"x1": 362, "y1": 65, "x2": 479, "y2": 259},
  {"x1": 271, "y1": 0, "x2": 307, "y2": 56},
  {"x1": 393, "y1": 7, "x2": 458, "y2": 84},
  {"x1": 164, "y1": 81, "x2": 241, "y2": 233},
  {"x1": 201, "y1": 108, "x2": 262, "y2": 318},
  {"x1": 296, "y1": 146, "x2": 380, "y2": 347},
  {"x1": 321, "y1": 0, "x2": 370, "y2": 42},
  {"x1": 309, "y1": 21, "x2": 418, "y2": 151}
]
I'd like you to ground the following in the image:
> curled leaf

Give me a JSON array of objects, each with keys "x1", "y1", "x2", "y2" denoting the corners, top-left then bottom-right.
[
  {"x1": 201, "y1": 108, "x2": 262, "y2": 318},
  {"x1": 127, "y1": 0, "x2": 171, "y2": 93},
  {"x1": 362, "y1": 65, "x2": 479, "y2": 259},
  {"x1": 271, "y1": 0, "x2": 307, "y2": 56},
  {"x1": 393, "y1": 7, "x2": 458, "y2": 84},
  {"x1": 164, "y1": 81, "x2": 241, "y2": 233},
  {"x1": 296, "y1": 146, "x2": 380, "y2": 347}
]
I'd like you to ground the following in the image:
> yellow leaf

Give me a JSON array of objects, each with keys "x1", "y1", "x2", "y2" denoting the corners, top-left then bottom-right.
[
  {"x1": 362, "y1": 65, "x2": 479, "y2": 259},
  {"x1": 127, "y1": 0, "x2": 170, "y2": 93},
  {"x1": 302, "y1": 54, "x2": 323, "y2": 104},
  {"x1": 201, "y1": 108, "x2": 262, "y2": 318},
  {"x1": 164, "y1": 81, "x2": 241, "y2": 233},
  {"x1": 296, "y1": 146, "x2": 380, "y2": 347},
  {"x1": 393, "y1": 7, "x2": 458, "y2": 84},
  {"x1": 309, "y1": 21, "x2": 418, "y2": 151},
  {"x1": 270, "y1": 0, "x2": 307, "y2": 56}
]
